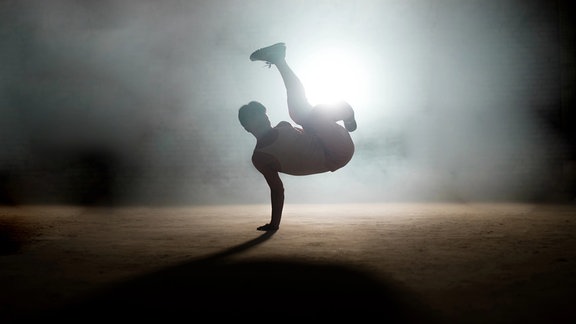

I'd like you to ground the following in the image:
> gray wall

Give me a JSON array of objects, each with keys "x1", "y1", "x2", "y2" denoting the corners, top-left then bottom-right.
[{"x1": 0, "y1": 0, "x2": 573, "y2": 205}]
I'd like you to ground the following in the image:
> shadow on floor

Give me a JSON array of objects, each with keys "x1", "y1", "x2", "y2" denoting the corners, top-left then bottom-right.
[
  {"x1": 23, "y1": 232, "x2": 441, "y2": 322},
  {"x1": 0, "y1": 220, "x2": 35, "y2": 255}
]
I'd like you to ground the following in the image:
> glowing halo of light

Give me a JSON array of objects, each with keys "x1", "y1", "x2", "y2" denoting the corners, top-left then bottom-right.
[{"x1": 298, "y1": 45, "x2": 371, "y2": 108}]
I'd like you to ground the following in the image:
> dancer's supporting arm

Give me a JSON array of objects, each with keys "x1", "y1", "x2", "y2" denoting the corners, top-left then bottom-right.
[{"x1": 253, "y1": 152, "x2": 284, "y2": 230}]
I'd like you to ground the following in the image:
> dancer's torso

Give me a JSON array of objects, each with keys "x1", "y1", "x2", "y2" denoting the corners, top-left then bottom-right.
[{"x1": 253, "y1": 122, "x2": 328, "y2": 175}]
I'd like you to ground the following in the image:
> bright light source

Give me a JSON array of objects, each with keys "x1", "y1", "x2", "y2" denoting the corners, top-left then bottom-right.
[{"x1": 298, "y1": 46, "x2": 370, "y2": 107}]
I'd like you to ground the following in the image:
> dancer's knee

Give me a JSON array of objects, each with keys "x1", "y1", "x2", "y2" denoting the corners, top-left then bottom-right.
[{"x1": 287, "y1": 97, "x2": 313, "y2": 125}]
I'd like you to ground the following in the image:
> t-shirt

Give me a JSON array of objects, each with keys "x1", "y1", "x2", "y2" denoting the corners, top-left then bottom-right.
[{"x1": 252, "y1": 121, "x2": 329, "y2": 175}]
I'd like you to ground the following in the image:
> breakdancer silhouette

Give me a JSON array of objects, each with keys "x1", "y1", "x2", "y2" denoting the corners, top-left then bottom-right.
[{"x1": 239, "y1": 42, "x2": 357, "y2": 231}]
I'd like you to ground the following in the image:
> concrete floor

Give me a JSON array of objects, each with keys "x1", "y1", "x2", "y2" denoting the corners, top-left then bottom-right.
[{"x1": 1, "y1": 203, "x2": 575, "y2": 322}]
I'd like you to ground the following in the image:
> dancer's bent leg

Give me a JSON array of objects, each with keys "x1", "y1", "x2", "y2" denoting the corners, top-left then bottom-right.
[
  {"x1": 250, "y1": 42, "x2": 356, "y2": 131},
  {"x1": 276, "y1": 61, "x2": 356, "y2": 132},
  {"x1": 313, "y1": 101, "x2": 354, "y2": 121},
  {"x1": 306, "y1": 109, "x2": 355, "y2": 171}
]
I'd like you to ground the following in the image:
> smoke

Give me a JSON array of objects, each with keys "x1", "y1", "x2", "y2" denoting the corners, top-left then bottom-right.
[{"x1": 0, "y1": 0, "x2": 570, "y2": 205}]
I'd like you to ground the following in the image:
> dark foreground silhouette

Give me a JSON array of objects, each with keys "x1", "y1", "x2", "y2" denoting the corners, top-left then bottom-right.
[{"x1": 18, "y1": 232, "x2": 440, "y2": 322}]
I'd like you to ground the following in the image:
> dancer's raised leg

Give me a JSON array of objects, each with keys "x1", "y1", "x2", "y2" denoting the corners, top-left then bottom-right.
[{"x1": 250, "y1": 43, "x2": 313, "y2": 126}]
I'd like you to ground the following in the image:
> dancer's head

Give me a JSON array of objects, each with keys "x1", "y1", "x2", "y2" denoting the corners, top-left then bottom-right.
[{"x1": 238, "y1": 101, "x2": 271, "y2": 135}]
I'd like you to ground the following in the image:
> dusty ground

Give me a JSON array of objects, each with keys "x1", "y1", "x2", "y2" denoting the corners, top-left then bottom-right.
[{"x1": 1, "y1": 203, "x2": 575, "y2": 322}]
